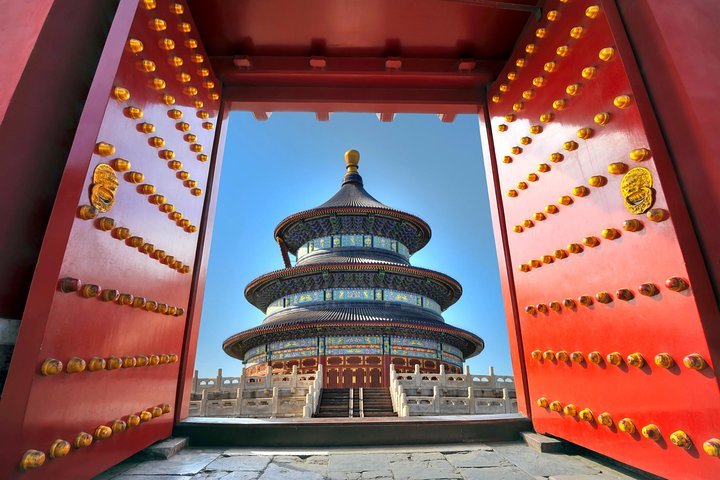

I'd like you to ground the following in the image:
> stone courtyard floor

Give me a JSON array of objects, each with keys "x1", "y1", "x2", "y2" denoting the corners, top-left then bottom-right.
[{"x1": 94, "y1": 442, "x2": 647, "y2": 480}]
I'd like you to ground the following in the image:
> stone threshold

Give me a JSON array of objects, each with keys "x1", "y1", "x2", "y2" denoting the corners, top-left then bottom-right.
[{"x1": 174, "y1": 413, "x2": 532, "y2": 447}]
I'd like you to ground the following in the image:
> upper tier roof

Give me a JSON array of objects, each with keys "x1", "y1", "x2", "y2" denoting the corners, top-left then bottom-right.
[
  {"x1": 316, "y1": 171, "x2": 388, "y2": 209},
  {"x1": 274, "y1": 151, "x2": 431, "y2": 254}
]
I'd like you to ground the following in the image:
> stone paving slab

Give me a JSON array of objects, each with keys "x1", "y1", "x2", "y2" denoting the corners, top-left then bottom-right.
[
  {"x1": 446, "y1": 449, "x2": 511, "y2": 468},
  {"x1": 260, "y1": 462, "x2": 324, "y2": 480},
  {"x1": 409, "y1": 452, "x2": 445, "y2": 461},
  {"x1": 328, "y1": 453, "x2": 409, "y2": 473},
  {"x1": 548, "y1": 474, "x2": 638, "y2": 480},
  {"x1": 459, "y1": 466, "x2": 536, "y2": 480},
  {"x1": 389, "y1": 459, "x2": 462, "y2": 480},
  {"x1": 119, "y1": 452, "x2": 221, "y2": 476},
  {"x1": 361, "y1": 469, "x2": 393, "y2": 479},
  {"x1": 112, "y1": 476, "x2": 189, "y2": 480},
  {"x1": 489, "y1": 442, "x2": 604, "y2": 477},
  {"x1": 204, "y1": 455, "x2": 272, "y2": 472},
  {"x1": 191, "y1": 472, "x2": 259, "y2": 480},
  {"x1": 95, "y1": 441, "x2": 646, "y2": 480}
]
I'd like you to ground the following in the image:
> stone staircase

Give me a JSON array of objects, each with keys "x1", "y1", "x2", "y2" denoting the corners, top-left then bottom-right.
[
  {"x1": 314, "y1": 388, "x2": 351, "y2": 418},
  {"x1": 361, "y1": 388, "x2": 397, "y2": 417},
  {"x1": 314, "y1": 388, "x2": 397, "y2": 418}
]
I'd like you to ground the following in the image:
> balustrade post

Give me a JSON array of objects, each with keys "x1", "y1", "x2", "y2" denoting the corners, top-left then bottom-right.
[
  {"x1": 432, "y1": 385, "x2": 440, "y2": 414},
  {"x1": 439, "y1": 364, "x2": 446, "y2": 387},
  {"x1": 192, "y1": 369, "x2": 199, "y2": 393},
  {"x1": 468, "y1": 386, "x2": 476, "y2": 414},
  {"x1": 307, "y1": 384, "x2": 315, "y2": 416},
  {"x1": 271, "y1": 386, "x2": 279, "y2": 418},
  {"x1": 291, "y1": 365, "x2": 298, "y2": 389},
  {"x1": 359, "y1": 387, "x2": 364, "y2": 418},
  {"x1": 235, "y1": 387, "x2": 243, "y2": 416},
  {"x1": 414, "y1": 364, "x2": 421, "y2": 387},
  {"x1": 349, "y1": 388, "x2": 353, "y2": 418},
  {"x1": 303, "y1": 387, "x2": 312, "y2": 418},
  {"x1": 216, "y1": 368, "x2": 223, "y2": 391},
  {"x1": 237, "y1": 372, "x2": 245, "y2": 403},
  {"x1": 200, "y1": 390, "x2": 208, "y2": 416},
  {"x1": 265, "y1": 365, "x2": 273, "y2": 388},
  {"x1": 503, "y1": 387, "x2": 509, "y2": 413}
]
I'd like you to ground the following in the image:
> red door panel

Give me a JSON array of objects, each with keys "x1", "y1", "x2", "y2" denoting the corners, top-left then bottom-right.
[
  {"x1": 485, "y1": 0, "x2": 720, "y2": 478},
  {"x1": 326, "y1": 368, "x2": 340, "y2": 388},
  {"x1": 0, "y1": 0, "x2": 222, "y2": 478},
  {"x1": 342, "y1": 368, "x2": 354, "y2": 388},
  {"x1": 369, "y1": 368, "x2": 381, "y2": 387},
  {"x1": 354, "y1": 368, "x2": 366, "y2": 389}
]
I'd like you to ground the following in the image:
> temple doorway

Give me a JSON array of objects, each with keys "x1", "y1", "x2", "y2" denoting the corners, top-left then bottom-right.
[
  {"x1": 2, "y1": 2, "x2": 716, "y2": 478},
  {"x1": 192, "y1": 112, "x2": 511, "y2": 391}
]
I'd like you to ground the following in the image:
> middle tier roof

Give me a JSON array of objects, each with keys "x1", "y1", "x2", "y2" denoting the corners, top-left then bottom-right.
[{"x1": 244, "y1": 262, "x2": 463, "y2": 313}]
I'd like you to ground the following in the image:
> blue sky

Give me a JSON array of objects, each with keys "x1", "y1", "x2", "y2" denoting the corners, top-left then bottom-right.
[{"x1": 195, "y1": 112, "x2": 511, "y2": 377}]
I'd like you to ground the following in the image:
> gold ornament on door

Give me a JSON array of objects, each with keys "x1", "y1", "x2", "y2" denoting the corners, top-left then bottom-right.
[
  {"x1": 89, "y1": 164, "x2": 119, "y2": 212},
  {"x1": 620, "y1": 167, "x2": 654, "y2": 214}
]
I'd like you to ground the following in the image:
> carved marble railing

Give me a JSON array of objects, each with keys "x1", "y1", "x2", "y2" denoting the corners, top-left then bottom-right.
[
  {"x1": 390, "y1": 364, "x2": 517, "y2": 417},
  {"x1": 192, "y1": 365, "x2": 320, "y2": 393},
  {"x1": 189, "y1": 365, "x2": 323, "y2": 418}
]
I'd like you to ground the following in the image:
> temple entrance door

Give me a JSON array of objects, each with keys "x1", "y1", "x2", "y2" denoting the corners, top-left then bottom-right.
[
  {"x1": 0, "y1": 2, "x2": 226, "y2": 478},
  {"x1": 326, "y1": 368, "x2": 340, "y2": 388},
  {"x1": 341, "y1": 368, "x2": 355, "y2": 388},
  {"x1": 353, "y1": 367, "x2": 366, "y2": 388},
  {"x1": 368, "y1": 368, "x2": 382, "y2": 388},
  {"x1": 479, "y1": 2, "x2": 720, "y2": 478}
]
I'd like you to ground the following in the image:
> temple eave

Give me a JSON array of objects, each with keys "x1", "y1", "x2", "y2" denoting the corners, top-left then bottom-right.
[
  {"x1": 273, "y1": 206, "x2": 432, "y2": 254},
  {"x1": 244, "y1": 263, "x2": 463, "y2": 311},
  {"x1": 222, "y1": 320, "x2": 484, "y2": 360}
]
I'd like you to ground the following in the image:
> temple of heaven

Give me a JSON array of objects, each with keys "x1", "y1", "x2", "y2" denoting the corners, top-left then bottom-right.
[{"x1": 222, "y1": 150, "x2": 484, "y2": 388}]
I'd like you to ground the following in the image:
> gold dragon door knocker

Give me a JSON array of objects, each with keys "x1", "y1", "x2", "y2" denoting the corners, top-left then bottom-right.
[
  {"x1": 620, "y1": 167, "x2": 655, "y2": 214},
  {"x1": 89, "y1": 163, "x2": 119, "y2": 212}
]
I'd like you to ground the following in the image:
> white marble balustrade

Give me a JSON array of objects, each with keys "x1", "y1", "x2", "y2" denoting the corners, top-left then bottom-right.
[
  {"x1": 189, "y1": 365, "x2": 323, "y2": 418},
  {"x1": 389, "y1": 364, "x2": 517, "y2": 417}
]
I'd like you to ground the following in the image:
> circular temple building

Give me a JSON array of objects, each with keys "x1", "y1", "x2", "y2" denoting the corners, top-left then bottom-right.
[{"x1": 223, "y1": 150, "x2": 484, "y2": 388}]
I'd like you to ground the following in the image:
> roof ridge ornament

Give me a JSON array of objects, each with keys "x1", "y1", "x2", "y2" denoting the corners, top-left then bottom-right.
[
  {"x1": 342, "y1": 149, "x2": 363, "y2": 186},
  {"x1": 345, "y1": 149, "x2": 360, "y2": 173}
]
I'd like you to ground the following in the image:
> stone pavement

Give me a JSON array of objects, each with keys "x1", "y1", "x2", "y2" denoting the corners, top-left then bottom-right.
[{"x1": 94, "y1": 442, "x2": 647, "y2": 480}]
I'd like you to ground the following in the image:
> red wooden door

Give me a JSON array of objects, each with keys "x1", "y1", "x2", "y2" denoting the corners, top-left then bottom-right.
[
  {"x1": 369, "y1": 368, "x2": 382, "y2": 388},
  {"x1": 0, "y1": 1, "x2": 225, "y2": 478},
  {"x1": 326, "y1": 368, "x2": 340, "y2": 388},
  {"x1": 481, "y1": 1, "x2": 720, "y2": 478},
  {"x1": 354, "y1": 367, "x2": 367, "y2": 388},
  {"x1": 342, "y1": 368, "x2": 355, "y2": 388}
]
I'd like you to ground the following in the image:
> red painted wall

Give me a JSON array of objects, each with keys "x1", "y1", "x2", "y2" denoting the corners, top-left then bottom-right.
[{"x1": 0, "y1": 0, "x2": 55, "y2": 123}]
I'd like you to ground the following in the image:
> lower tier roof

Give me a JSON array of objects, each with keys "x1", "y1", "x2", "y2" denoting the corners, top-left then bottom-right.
[{"x1": 223, "y1": 304, "x2": 484, "y2": 360}]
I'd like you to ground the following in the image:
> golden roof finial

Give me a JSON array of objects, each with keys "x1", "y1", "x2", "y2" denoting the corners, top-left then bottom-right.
[{"x1": 345, "y1": 149, "x2": 360, "y2": 174}]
